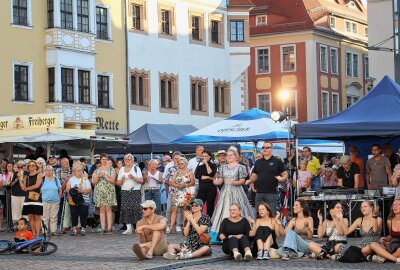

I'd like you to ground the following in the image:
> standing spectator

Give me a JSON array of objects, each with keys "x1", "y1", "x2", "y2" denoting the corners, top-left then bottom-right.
[
  {"x1": 349, "y1": 146, "x2": 365, "y2": 188},
  {"x1": 0, "y1": 172, "x2": 4, "y2": 231},
  {"x1": 55, "y1": 158, "x2": 71, "y2": 233},
  {"x1": 116, "y1": 159, "x2": 124, "y2": 175},
  {"x1": 154, "y1": 156, "x2": 164, "y2": 173},
  {"x1": 392, "y1": 157, "x2": 400, "y2": 199},
  {"x1": 88, "y1": 154, "x2": 101, "y2": 179},
  {"x1": 48, "y1": 155, "x2": 61, "y2": 169},
  {"x1": 41, "y1": 165, "x2": 62, "y2": 235},
  {"x1": 80, "y1": 157, "x2": 89, "y2": 174},
  {"x1": 211, "y1": 147, "x2": 254, "y2": 242},
  {"x1": 7, "y1": 161, "x2": 26, "y2": 226},
  {"x1": 321, "y1": 167, "x2": 338, "y2": 187},
  {"x1": 302, "y1": 147, "x2": 322, "y2": 190},
  {"x1": 366, "y1": 144, "x2": 392, "y2": 189},
  {"x1": 108, "y1": 156, "x2": 120, "y2": 225},
  {"x1": 21, "y1": 160, "x2": 43, "y2": 238},
  {"x1": 218, "y1": 203, "x2": 253, "y2": 262},
  {"x1": 59, "y1": 149, "x2": 73, "y2": 168},
  {"x1": 169, "y1": 157, "x2": 195, "y2": 233},
  {"x1": 195, "y1": 151, "x2": 217, "y2": 217},
  {"x1": 117, "y1": 154, "x2": 143, "y2": 235},
  {"x1": 143, "y1": 159, "x2": 162, "y2": 215},
  {"x1": 337, "y1": 155, "x2": 360, "y2": 188},
  {"x1": 293, "y1": 159, "x2": 312, "y2": 191},
  {"x1": 383, "y1": 143, "x2": 398, "y2": 172},
  {"x1": 132, "y1": 200, "x2": 168, "y2": 260},
  {"x1": 284, "y1": 146, "x2": 297, "y2": 177},
  {"x1": 67, "y1": 164, "x2": 92, "y2": 236},
  {"x1": 1, "y1": 159, "x2": 8, "y2": 174},
  {"x1": 36, "y1": 158, "x2": 46, "y2": 178},
  {"x1": 216, "y1": 150, "x2": 227, "y2": 170},
  {"x1": 247, "y1": 141, "x2": 287, "y2": 214},
  {"x1": 188, "y1": 145, "x2": 205, "y2": 194},
  {"x1": 162, "y1": 155, "x2": 172, "y2": 171},
  {"x1": 92, "y1": 154, "x2": 117, "y2": 234}
]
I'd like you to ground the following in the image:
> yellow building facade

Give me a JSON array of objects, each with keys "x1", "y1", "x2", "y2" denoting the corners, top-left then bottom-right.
[{"x1": 0, "y1": 0, "x2": 127, "y2": 137}]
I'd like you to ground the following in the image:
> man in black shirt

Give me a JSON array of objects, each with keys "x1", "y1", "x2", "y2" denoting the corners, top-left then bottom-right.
[
  {"x1": 337, "y1": 155, "x2": 360, "y2": 188},
  {"x1": 246, "y1": 141, "x2": 287, "y2": 214},
  {"x1": 383, "y1": 143, "x2": 398, "y2": 172}
]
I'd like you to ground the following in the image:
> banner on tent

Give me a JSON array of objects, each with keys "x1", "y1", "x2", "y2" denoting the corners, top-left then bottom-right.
[{"x1": 0, "y1": 113, "x2": 63, "y2": 132}]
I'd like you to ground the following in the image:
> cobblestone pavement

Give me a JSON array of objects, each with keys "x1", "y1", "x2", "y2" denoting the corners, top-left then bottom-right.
[{"x1": 0, "y1": 231, "x2": 398, "y2": 270}]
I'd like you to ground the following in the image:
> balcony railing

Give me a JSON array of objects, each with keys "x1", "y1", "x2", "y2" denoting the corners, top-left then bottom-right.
[
  {"x1": 46, "y1": 102, "x2": 97, "y2": 124},
  {"x1": 45, "y1": 28, "x2": 96, "y2": 54}
]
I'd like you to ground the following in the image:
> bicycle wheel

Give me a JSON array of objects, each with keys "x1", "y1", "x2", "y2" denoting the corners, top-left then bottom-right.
[
  {"x1": 27, "y1": 241, "x2": 57, "y2": 256},
  {"x1": 0, "y1": 240, "x2": 13, "y2": 254}
]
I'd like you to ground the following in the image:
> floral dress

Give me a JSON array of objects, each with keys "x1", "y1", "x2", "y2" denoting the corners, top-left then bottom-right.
[
  {"x1": 172, "y1": 169, "x2": 193, "y2": 207},
  {"x1": 94, "y1": 168, "x2": 117, "y2": 207},
  {"x1": 186, "y1": 215, "x2": 212, "y2": 252}
]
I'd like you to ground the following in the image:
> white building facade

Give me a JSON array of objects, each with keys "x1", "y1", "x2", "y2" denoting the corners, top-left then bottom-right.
[{"x1": 127, "y1": 0, "x2": 252, "y2": 131}]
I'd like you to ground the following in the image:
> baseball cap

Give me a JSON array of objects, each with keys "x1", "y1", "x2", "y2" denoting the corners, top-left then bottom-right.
[
  {"x1": 217, "y1": 150, "x2": 226, "y2": 156},
  {"x1": 49, "y1": 155, "x2": 56, "y2": 159},
  {"x1": 340, "y1": 155, "x2": 350, "y2": 164},
  {"x1": 141, "y1": 200, "x2": 157, "y2": 209},
  {"x1": 188, "y1": 198, "x2": 204, "y2": 207}
]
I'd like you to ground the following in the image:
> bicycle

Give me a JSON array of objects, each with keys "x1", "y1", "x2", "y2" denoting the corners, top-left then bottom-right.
[{"x1": 0, "y1": 220, "x2": 57, "y2": 256}]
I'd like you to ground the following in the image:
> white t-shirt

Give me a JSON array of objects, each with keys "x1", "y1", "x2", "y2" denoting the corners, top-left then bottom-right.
[
  {"x1": 144, "y1": 170, "x2": 161, "y2": 189},
  {"x1": 0, "y1": 174, "x2": 6, "y2": 195},
  {"x1": 117, "y1": 165, "x2": 143, "y2": 191},
  {"x1": 68, "y1": 176, "x2": 92, "y2": 203}
]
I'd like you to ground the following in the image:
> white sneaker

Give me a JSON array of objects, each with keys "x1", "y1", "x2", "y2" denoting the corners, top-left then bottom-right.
[
  {"x1": 244, "y1": 250, "x2": 252, "y2": 261},
  {"x1": 176, "y1": 226, "x2": 182, "y2": 232},
  {"x1": 396, "y1": 258, "x2": 400, "y2": 264},
  {"x1": 371, "y1": 255, "x2": 386, "y2": 263},
  {"x1": 256, "y1": 250, "x2": 263, "y2": 260},
  {"x1": 122, "y1": 229, "x2": 132, "y2": 235},
  {"x1": 166, "y1": 227, "x2": 171, "y2": 234}
]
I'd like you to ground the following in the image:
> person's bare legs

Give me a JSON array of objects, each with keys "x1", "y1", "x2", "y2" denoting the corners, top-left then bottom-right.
[
  {"x1": 146, "y1": 231, "x2": 162, "y2": 257},
  {"x1": 264, "y1": 235, "x2": 273, "y2": 250},
  {"x1": 170, "y1": 207, "x2": 177, "y2": 232},
  {"x1": 308, "y1": 242, "x2": 323, "y2": 255},
  {"x1": 192, "y1": 246, "x2": 211, "y2": 258},
  {"x1": 167, "y1": 243, "x2": 181, "y2": 254},
  {"x1": 28, "y1": 214, "x2": 36, "y2": 236},
  {"x1": 106, "y1": 207, "x2": 113, "y2": 231},
  {"x1": 361, "y1": 245, "x2": 373, "y2": 257},
  {"x1": 34, "y1": 215, "x2": 41, "y2": 236},
  {"x1": 99, "y1": 206, "x2": 106, "y2": 231},
  {"x1": 256, "y1": 239, "x2": 264, "y2": 250},
  {"x1": 370, "y1": 242, "x2": 399, "y2": 262}
]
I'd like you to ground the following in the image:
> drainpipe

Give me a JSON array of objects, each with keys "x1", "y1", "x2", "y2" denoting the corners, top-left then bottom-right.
[{"x1": 124, "y1": 0, "x2": 130, "y2": 135}]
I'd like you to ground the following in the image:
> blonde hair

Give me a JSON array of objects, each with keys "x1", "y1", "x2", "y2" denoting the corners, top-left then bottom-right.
[
  {"x1": 148, "y1": 159, "x2": 158, "y2": 166},
  {"x1": 124, "y1": 153, "x2": 134, "y2": 160},
  {"x1": 72, "y1": 162, "x2": 83, "y2": 173},
  {"x1": 36, "y1": 158, "x2": 46, "y2": 172},
  {"x1": 178, "y1": 157, "x2": 188, "y2": 165},
  {"x1": 227, "y1": 146, "x2": 239, "y2": 160}
]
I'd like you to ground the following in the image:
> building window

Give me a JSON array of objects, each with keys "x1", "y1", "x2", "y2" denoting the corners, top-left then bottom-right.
[
  {"x1": 48, "y1": 68, "x2": 55, "y2": 102},
  {"x1": 48, "y1": 0, "x2": 54, "y2": 28},
  {"x1": 330, "y1": 48, "x2": 338, "y2": 75},
  {"x1": 192, "y1": 16, "x2": 200, "y2": 40},
  {"x1": 214, "y1": 82, "x2": 230, "y2": 115},
  {"x1": 96, "y1": 6, "x2": 109, "y2": 40},
  {"x1": 77, "y1": 0, "x2": 89, "y2": 33},
  {"x1": 282, "y1": 91, "x2": 297, "y2": 119},
  {"x1": 13, "y1": 0, "x2": 28, "y2": 26},
  {"x1": 60, "y1": 0, "x2": 73, "y2": 30},
  {"x1": 321, "y1": 91, "x2": 329, "y2": 118},
  {"x1": 346, "y1": 52, "x2": 358, "y2": 77},
  {"x1": 330, "y1": 16, "x2": 336, "y2": 28},
  {"x1": 345, "y1": 21, "x2": 351, "y2": 32},
  {"x1": 345, "y1": 21, "x2": 357, "y2": 33},
  {"x1": 190, "y1": 78, "x2": 207, "y2": 113},
  {"x1": 257, "y1": 48, "x2": 270, "y2": 74},
  {"x1": 14, "y1": 65, "x2": 29, "y2": 101},
  {"x1": 365, "y1": 27, "x2": 368, "y2": 38},
  {"x1": 257, "y1": 93, "x2": 271, "y2": 113},
  {"x1": 281, "y1": 45, "x2": 296, "y2": 72},
  {"x1": 352, "y1": 22, "x2": 357, "y2": 34},
  {"x1": 78, "y1": 70, "x2": 90, "y2": 104},
  {"x1": 364, "y1": 55, "x2": 369, "y2": 79},
  {"x1": 209, "y1": 13, "x2": 224, "y2": 47},
  {"x1": 332, "y1": 93, "x2": 339, "y2": 115},
  {"x1": 230, "y1": 20, "x2": 244, "y2": 42},
  {"x1": 159, "y1": 74, "x2": 178, "y2": 112},
  {"x1": 130, "y1": 70, "x2": 150, "y2": 107},
  {"x1": 320, "y1": 45, "x2": 328, "y2": 73},
  {"x1": 132, "y1": 5, "x2": 141, "y2": 30},
  {"x1": 61, "y1": 68, "x2": 74, "y2": 102},
  {"x1": 211, "y1": 21, "x2": 219, "y2": 43},
  {"x1": 346, "y1": 95, "x2": 359, "y2": 108},
  {"x1": 256, "y1": 15, "x2": 267, "y2": 26},
  {"x1": 97, "y1": 75, "x2": 110, "y2": 108},
  {"x1": 161, "y1": 9, "x2": 170, "y2": 34}
]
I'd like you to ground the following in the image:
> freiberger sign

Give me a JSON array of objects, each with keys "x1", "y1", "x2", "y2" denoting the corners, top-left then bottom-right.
[{"x1": 0, "y1": 113, "x2": 63, "y2": 131}]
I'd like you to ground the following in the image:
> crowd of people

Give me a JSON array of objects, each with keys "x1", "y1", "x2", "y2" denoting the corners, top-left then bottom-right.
[{"x1": 0, "y1": 142, "x2": 399, "y2": 264}]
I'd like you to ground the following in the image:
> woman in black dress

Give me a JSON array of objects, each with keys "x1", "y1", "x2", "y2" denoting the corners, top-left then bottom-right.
[
  {"x1": 20, "y1": 160, "x2": 43, "y2": 237},
  {"x1": 195, "y1": 151, "x2": 217, "y2": 217},
  {"x1": 218, "y1": 203, "x2": 253, "y2": 261},
  {"x1": 163, "y1": 199, "x2": 212, "y2": 260}
]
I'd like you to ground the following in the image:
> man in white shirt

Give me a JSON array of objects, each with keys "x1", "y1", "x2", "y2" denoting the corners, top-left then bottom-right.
[{"x1": 187, "y1": 145, "x2": 204, "y2": 195}]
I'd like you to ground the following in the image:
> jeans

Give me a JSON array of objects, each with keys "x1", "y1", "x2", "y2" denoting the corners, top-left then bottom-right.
[
  {"x1": 255, "y1": 193, "x2": 277, "y2": 215},
  {"x1": 222, "y1": 235, "x2": 251, "y2": 255},
  {"x1": 166, "y1": 192, "x2": 182, "y2": 226},
  {"x1": 279, "y1": 229, "x2": 310, "y2": 258},
  {"x1": 310, "y1": 176, "x2": 321, "y2": 190},
  {"x1": 144, "y1": 189, "x2": 161, "y2": 215}
]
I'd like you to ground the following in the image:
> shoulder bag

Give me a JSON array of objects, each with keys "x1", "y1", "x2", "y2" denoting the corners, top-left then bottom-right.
[{"x1": 27, "y1": 175, "x2": 40, "y2": 201}]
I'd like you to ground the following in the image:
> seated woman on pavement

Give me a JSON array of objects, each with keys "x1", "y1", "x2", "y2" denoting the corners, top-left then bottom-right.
[
  {"x1": 368, "y1": 199, "x2": 400, "y2": 264},
  {"x1": 163, "y1": 199, "x2": 212, "y2": 260},
  {"x1": 248, "y1": 202, "x2": 282, "y2": 260},
  {"x1": 278, "y1": 199, "x2": 314, "y2": 260},
  {"x1": 218, "y1": 203, "x2": 253, "y2": 262},
  {"x1": 308, "y1": 201, "x2": 348, "y2": 260},
  {"x1": 132, "y1": 200, "x2": 168, "y2": 260}
]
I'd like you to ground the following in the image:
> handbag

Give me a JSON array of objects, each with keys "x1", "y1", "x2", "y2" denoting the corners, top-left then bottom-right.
[
  {"x1": 199, "y1": 233, "x2": 211, "y2": 244},
  {"x1": 68, "y1": 178, "x2": 84, "y2": 206}
]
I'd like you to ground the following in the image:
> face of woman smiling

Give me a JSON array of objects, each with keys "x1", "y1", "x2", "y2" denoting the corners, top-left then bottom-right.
[
  {"x1": 293, "y1": 201, "x2": 302, "y2": 214},
  {"x1": 361, "y1": 201, "x2": 373, "y2": 216},
  {"x1": 258, "y1": 205, "x2": 268, "y2": 218},
  {"x1": 229, "y1": 205, "x2": 240, "y2": 218}
]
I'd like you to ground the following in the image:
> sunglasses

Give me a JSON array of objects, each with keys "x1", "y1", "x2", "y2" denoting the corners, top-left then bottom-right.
[
  {"x1": 262, "y1": 146, "x2": 272, "y2": 149},
  {"x1": 191, "y1": 204, "x2": 200, "y2": 207},
  {"x1": 17, "y1": 166, "x2": 24, "y2": 169},
  {"x1": 141, "y1": 207, "x2": 150, "y2": 211}
]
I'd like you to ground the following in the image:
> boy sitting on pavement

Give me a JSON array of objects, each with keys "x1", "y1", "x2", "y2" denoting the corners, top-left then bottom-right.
[{"x1": 15, "y1": 218, "x2": 34, "y2": 242}]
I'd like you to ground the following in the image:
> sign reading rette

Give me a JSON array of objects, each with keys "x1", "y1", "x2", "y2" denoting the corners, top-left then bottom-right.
[{"x1": 0, "y1": 113, "x2": 63, "y2": 131}]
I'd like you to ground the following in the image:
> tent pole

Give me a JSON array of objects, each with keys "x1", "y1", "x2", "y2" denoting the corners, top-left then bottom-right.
[
  {"x1": 46, "y1": 143, "x2": 51, "y2": 160},
  {"x1": 151, "y1": 152, "x2": 153, "y2": 159},
  {"x1": 295, "y1": 138, "x2": 299, "y2": 198}
]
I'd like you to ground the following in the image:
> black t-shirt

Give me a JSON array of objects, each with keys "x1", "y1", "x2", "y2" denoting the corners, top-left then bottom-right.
[
  {"x1": 195, "y1": 161, "x2": 217, "y2": 187},
  {"x1": 252, "y1": 155, "x2": 286, "y2": 193},
  {"x1": 218, "y1": 217, "x2": 251, "y2": 240},
  {"x1": 337, "y1": 162, "x2": 360, "y2": 188}
]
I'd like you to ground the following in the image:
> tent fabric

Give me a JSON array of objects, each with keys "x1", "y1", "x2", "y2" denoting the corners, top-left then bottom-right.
[
  {"x1": 295, "y1": 76, "x2": 400, "y2": 139},
  {"x1": 173, "y1": 108, "x2": 292, "y2": 143}
]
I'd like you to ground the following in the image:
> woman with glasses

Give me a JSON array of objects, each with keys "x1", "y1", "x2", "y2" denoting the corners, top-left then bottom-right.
[
  {"x1": 293, "y1": 159, "x2": 312, "y2": 192},
  {"x1": 195, "y1": 151, "x2": 217, "y2": 217},
  {"x1": 163, "y1": 199, "x2": 212, "y2": 260},
  {"x1": 210, "y1": 147, "x2": 254, "y2": 243},
  {"x1": 143, "y1": 159, "x2": 162, "y2": 215},
  {"x1": 168, "y1": 157, "x2": 195, "y2": 233},
  {"x1": 41, "y1": 165, "x2": 62, "y2": 236},
  {"x1": 7, "y1": 162, "x2": 26, "y2": 227},
  {"x1": 117, "y1": 154, "x2": 143, "y2": 235},
  {"x1": 67, "y1": 164, "x2": 92, "y2": 236},
  {"x1": 93, "y1": 153, "x2": 117, "y2": 235},
  {"x1": 20, "y1": 160, "x2": 43, "y2": 238},
  {"x1": 308, "y1": 201, "x2": 348, "y2": 259}
]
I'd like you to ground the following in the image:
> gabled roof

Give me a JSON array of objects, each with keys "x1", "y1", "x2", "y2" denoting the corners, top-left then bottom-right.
[{"x1": 228, "y1": 0, "x2": 254, "y2": 7}]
